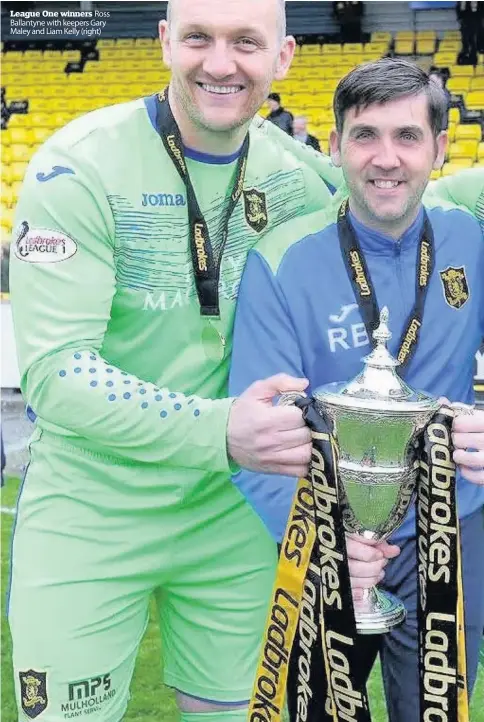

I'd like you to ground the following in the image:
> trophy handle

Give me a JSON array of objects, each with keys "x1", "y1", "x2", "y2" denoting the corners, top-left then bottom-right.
[{"x1": 277, "y1": 391, "x2": 307, "y2": 407}]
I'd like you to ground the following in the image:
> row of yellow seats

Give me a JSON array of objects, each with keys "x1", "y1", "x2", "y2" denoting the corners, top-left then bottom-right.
[
  {"x1": 4, "y1": 68, "x2": 169, "y2": 86},
  {"x1": 3, "y1": 50, "x2": 80, "y2": 62},
  {"x1": 447, "y1": 77, "x2": 484, "y2": 92},
  {"x1": 434, "y1": 54, "x2": 484, "y2": 70}
]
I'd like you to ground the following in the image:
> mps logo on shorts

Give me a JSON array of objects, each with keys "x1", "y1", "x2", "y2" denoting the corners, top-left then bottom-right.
[
  {"x1": 19, "y1": 670, "x2": 48, "y2": 719},
  {"x1": 243, "y1": 188, "x2": 268, "y2": 233},
  {"x1": 14, "y1": 221, "x2": 77, "y2": 264},
  {"x1": 439, "y1": 266, "x2": 469, "y2": 310}
]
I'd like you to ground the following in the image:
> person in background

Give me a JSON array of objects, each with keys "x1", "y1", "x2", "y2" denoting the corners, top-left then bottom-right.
[
  {"x1": 293, "y1": 115, "x2": 321, "y2": 151},
  {"x1": 456, "y1": 1, "x2": 483, "y2": 65},
  {"x1": 332, "y1": 0, "x2": 364, "y2": 44},
  {"x1": 266, "y1": 91, "x2": 293, "y2": 135}
]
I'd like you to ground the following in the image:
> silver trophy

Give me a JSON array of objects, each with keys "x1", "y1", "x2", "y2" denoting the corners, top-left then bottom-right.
[{"x1": 284, "y1": 307, "x2": 440, "y2": 635}]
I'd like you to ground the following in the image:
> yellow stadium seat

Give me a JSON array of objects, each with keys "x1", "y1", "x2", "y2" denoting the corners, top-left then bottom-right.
[
  {"x1": 3, "y1": 147, "x2": 12, "y2": 165},
  {"x1": 430, "y1": 169, "x2": 442, "y2": 180},
  {"x1": 10, "y1": 144, "x2": 33, "y2": 163},
  {"x1": 2, "y1": 166, "x2": 13, "y2": 185},
  {"x1": 135, "y1": 38, "x2": 156, "y2": 47},
  {"x1": 116, "y1": 38, "x2": 135, "y2": 47},
  {"x1": 24, "y1": 50, "x2": 42, "y2": 60},
  {"x1": 448, "y1": 107, "x2": 460, "y2": 124},
  {"x1": 451, "y1": 65, "x2": 474, "y2": 77},
  {"x1": 465, "y1": 91, "x2": 484, "y2": 110},
  {"x1": 97, "y1": 38, "x2": 116, "y2": 47},
  {"x1": 417, "y1": 30, "x2": 436, "y2": 39},
  {"x1": 433, "y1": 52, "x2": 458, "y2": 67},
  {"x1": 443, "y1": 31, "x2": 461, "y2": 40},
  {"x1": 30, "y1": 112, "x2": 55, "y2": 128},
  {"x1": 2, "y1": 129, "x2": 12, "y2": 147},
  {"x1": 343, "y1": 43, "x2": 363, "y2": 54},
  {"x1": 10, "y1": 162, "x2": 28, "y2": 183},
  {"x1": 322, "y1": 44, "x2": 342, "y2": 55},
  {"x1": 9, "y1": 128, "x2": 32, "y2": 145},
  {"x1": 28, "y1": 99, "x2": 54, "y2": 113},
  {"x1": 447, "y1": 77, "x2": 471, "y2": 93},
  {"x1": 395, "y1": 40, "x2": 414, "y2": 55},
  {"x1": 470, "y1": 77, "x2": 484, "y2": 91},
  {"x1": 416, "y1": 39, "x2": 436, "y2": 54},
  {"x1": 6, "y1": 114, "x2": 31, "y2": 128},
  {"x1": 396, "y1": 31, "x2": 414, "y2": 40},
  {"x1": 439, "y1": 40, "x2": 461, "y2": 52},
  {"x1": 478, "y1": 142, "x2": 484, "y2": 161},
  {"x1": 1, "y1": 183, "x2": 14, "y2": 208},
  {"x1": 455, "y1": 124, "x2": 482, "y2": 141},
  {"x1": 300, "y1": 45, "x2": 321, "y2": 55},
  {"x1": 447, "y1": 123, "x2": 456, "y2": 142},
  {"x1": 449, "y1": 140, "x2": 478, "y2": 160},
  {"x1": 31, "y1": 127, "x2": 53, "y2": 144},
  {"x1": 363, "y1": 42, "x2": 387, "y2": 57}
]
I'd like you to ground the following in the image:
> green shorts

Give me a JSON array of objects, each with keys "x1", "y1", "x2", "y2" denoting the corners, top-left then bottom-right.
[{"x1": 8, "y1": 429, "x2": 277, "y2": 722}]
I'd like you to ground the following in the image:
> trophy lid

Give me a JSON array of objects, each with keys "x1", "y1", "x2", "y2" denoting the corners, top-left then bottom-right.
[{"x1": 313, "y1": 307, "x2": 438, "y2": 413}]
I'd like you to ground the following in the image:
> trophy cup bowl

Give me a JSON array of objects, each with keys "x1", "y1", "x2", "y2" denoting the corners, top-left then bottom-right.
[{"x1": 307, "y1": 308, "x2": 439, "y2": 634}]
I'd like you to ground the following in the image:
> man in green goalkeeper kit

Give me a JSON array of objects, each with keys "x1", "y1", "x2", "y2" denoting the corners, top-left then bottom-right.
[
  {"x1": 7, "y1": 0, "x2": 482, "y2": 719},
  {"x1": 7, "y1": 2, "x2": 328, "y2": 721}
]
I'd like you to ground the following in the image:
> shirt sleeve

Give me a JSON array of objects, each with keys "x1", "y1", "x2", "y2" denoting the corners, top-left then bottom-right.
[
  {"x1": 426, "y1": 168, "x2": 484, "y2": 227},
  {"x1": 10, "y1": 142, "x2": 234, "y2": 473},
  {"x1": 252, "y1": 115, "x2": 345, "y2": 194},
  {"x1": 228, "y1": 249, "x2": 303, "y2": 541}
]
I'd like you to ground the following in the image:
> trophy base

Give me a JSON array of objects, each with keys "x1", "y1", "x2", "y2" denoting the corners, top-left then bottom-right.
[{"x1": 354, "y1": 587, "x2": 406, "y2": 635}]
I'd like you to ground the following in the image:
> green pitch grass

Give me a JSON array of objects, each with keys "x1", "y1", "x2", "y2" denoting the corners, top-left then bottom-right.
[{"x1": 1, "y1": 478, "x2": 483, "y2": 722}]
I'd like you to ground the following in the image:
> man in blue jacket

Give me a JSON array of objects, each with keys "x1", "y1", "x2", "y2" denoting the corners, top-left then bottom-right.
[{"x1": 229, "y1": 58, "x2": 484, "y2": 721}]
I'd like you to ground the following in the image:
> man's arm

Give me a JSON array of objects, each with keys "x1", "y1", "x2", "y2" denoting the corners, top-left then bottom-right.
[
  {"x1": 425, "y1": 168, "x2": 484, "y2": 225},
  {"x1": 10, "y1": 142, "x2": 234, "y2": 472},
  {"x1": 229, "y1": 247, "x2": 306, "y2": 540},
  {"x1": 252, "y1": 115, "x2": 345, "y2": 194}
]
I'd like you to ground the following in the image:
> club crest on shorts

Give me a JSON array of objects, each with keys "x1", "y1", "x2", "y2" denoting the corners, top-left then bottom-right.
[
  {"x1": 243, "y1": 188, "x2": 268, "y2": 233},
  {"x1": 19, "y1": 670, "x2": 48, "y2": 718},
  {"x1": 439, "y1": 266, "x2": 469, "y2": 309}
]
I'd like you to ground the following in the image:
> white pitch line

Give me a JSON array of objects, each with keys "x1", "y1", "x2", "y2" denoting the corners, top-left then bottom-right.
[{"x1": 0, "y1": 506, "x2": 17, "y2": 516}]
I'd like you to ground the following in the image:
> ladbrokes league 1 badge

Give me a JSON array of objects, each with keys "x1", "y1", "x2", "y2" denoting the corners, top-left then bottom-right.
[
  {"x1": 439, "y1": 266, "x2": 469, "y2": 309},
  {"x1": 19, "y1": 670, "x2": 48, "y2": 719},
  {"x1": 243, "y1": 188, "x2": 268, "y2": 233}
]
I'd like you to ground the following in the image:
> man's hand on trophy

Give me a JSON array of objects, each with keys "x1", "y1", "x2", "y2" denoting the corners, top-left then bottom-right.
[
  {"x1": 227, "y1": 373, "x2": 312, "y2": 476},
  {"x1": 346, "y1": 535, "x2": 401, "y2": 602},
  {"x1": 452, "y1": 407, "x2": 484, "y2": 485}
]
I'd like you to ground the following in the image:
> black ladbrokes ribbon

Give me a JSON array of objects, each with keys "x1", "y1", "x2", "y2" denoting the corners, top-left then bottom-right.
[
  {"x1": 155, "y1": 88, "x2": 249, "y2": 317},
  {"x1": 249, "y1": 400, "x2": 468, "y2": 722},
  {"x1": 337, "y1": 200, "x2": 435, "y2": 372}
]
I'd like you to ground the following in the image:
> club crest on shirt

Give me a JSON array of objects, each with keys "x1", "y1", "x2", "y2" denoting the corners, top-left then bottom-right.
[
  {"x1": 19, "y1": 670, "x2": 48, "y2": 719},
  {"x1": 243, "y1": 188, "x2": 268, "y2": 233},
  {"x1": 439, "y1": 266, "x2": 469, "y2": 309}
]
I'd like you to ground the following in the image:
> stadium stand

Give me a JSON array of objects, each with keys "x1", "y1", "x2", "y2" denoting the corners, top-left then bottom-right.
[{"x1": 0, "y1": 1, "x2": 483, "y2": 246}]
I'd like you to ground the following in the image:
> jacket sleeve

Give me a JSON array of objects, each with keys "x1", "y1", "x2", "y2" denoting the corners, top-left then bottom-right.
[
  {"x1": 426, "y1": 168, "x2": 484, "y2": 227},
  {"x1": 228, "y1": 249, "x2": 303, "y2": 541},
  {"x1": 252, "y1": 115, "x2": 345, "y2": 194},
  {"x1": 9, "y1": 142, "x2": 234, "y2": 473}
]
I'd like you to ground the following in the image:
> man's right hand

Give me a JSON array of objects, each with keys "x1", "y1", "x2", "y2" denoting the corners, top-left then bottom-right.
[
  {"x1": 346, "y1": 534, "x2": 401, "y2": 603},
  {"x1": 227, "y1": 373, "x2": 312, "y2": 477}
]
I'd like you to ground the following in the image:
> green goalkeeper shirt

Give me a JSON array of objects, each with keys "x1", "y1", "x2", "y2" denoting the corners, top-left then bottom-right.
[{"x1": 9, "y1": 95, "x2": 333, "y2": 478}]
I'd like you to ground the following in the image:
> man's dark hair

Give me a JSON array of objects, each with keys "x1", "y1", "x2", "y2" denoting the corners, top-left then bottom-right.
[
  {"x1": 333, "y1": 58, "x2": 448, "y2": 137},
  {"x1": 268, "y1": 92, "x2": 281, "y2": 104}
]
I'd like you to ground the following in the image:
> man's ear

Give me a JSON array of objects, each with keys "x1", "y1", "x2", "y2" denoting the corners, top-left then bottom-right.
[
  {"x1": 329, "y1": 129, "x2": 342, "y2": 167},
  {"x1": 159, "y1": 20, "x2": 172, "y2": 68},
  {"x1": 274, "y1": 35, "x2": 296, "y2": 81},
  {"x1": 433, "y1": 131, "x2": 448, "y2": 170}
]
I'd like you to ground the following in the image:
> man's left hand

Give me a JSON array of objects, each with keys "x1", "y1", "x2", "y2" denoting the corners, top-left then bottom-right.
[{"x1": 452, "y1": 408, "x2": 484, "y2": 485}]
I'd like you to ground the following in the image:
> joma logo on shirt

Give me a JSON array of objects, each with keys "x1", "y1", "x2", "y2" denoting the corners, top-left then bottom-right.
[{"x1": 141, "y1": 193, "x2": 186, "y2": 207}]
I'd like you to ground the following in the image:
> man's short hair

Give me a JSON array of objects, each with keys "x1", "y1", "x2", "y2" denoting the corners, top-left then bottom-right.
[
  {"x1": 268, "y1": 92, "x2": 281, "y2": 103},
  {"x1": 333, "y1": 58, "x2": 448, "y2": 137}
]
